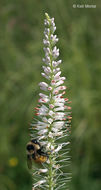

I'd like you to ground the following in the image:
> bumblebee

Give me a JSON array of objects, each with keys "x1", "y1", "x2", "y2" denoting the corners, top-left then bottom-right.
[{"x1": 26, "y1": 139, "x2": 48, "y2": 169}]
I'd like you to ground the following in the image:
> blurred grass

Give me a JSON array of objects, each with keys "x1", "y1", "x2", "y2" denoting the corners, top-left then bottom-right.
[{"x1": 0, "y1": 0, "x2": 101, "y2": 190}]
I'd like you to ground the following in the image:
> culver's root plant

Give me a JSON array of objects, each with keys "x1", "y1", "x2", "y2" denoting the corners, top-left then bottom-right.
[{"x1": 28, "y1": 13, "x2": 72, "y2": 190}]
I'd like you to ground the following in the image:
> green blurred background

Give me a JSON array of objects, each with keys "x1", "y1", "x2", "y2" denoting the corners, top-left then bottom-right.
[{"x1": 0, "y1": 0, "x2": 101, "y2": 190}]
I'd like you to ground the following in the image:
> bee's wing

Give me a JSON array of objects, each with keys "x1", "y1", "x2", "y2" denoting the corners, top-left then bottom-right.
[
  {"x1": 37, "y1": 149, "x2": 49, "y2": 157},
  {"x1": 27, "y1": 155, "x2": 32, "y2": 169}
]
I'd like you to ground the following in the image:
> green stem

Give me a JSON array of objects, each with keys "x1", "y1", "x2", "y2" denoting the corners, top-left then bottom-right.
[{"x1": 46, "y1": 14, "x2": 56, "y2": 190}]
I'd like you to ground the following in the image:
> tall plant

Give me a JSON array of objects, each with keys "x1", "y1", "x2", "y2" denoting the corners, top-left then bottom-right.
[{"x1": 29, "y1": 13, "x2": 71, "y2": 190}]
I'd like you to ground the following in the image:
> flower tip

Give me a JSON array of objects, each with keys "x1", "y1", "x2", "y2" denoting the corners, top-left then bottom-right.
[{"x1": 45, "y1": 13, "x2": 50, "y2": 20}]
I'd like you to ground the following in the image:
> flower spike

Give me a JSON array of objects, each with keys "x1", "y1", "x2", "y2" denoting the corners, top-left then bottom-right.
[{"x1": 29, "y1": 13, "x2": 71, "y2": 190}]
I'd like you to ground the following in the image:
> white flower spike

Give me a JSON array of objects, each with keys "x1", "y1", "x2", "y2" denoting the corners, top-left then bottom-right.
[{"x1": 30, "y1": 13, "x2": 72, "y2": 190}]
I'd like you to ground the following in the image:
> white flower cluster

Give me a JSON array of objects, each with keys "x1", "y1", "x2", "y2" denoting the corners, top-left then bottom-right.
[{"x1": 31, "y1": 13, "x2": 71, "y2": 190}]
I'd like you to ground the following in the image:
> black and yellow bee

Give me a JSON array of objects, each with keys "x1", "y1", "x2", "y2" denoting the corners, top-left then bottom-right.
[{"x1": 26, "y1": 139, "x2": 49, "y2": 169}]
